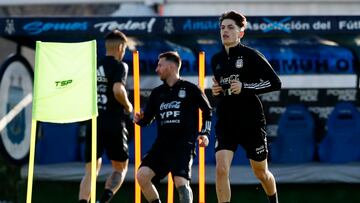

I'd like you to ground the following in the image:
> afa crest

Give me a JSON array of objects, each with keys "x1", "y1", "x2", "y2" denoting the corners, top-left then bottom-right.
[
  {"x1": 235, "y1": 57, "x2": 243, "y2": 69},
  {"x1": 178, "y1": 89, "x2": 186, "y2": 98}
]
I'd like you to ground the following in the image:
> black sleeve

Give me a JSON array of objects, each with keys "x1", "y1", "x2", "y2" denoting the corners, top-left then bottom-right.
[
  {"x1": 211, "y1": 53, "x2": 224, "y2": 98},
  {"x1": 241, "y1": 50, "x2": 282, "y2": 95},
  {"x1": 194, "y1": 85, "x2": 212, "y2": 136},
  {"x1": 136, "y1": 89, "x2": 157, "y2": 127},
  {"x1": 114, "y1": 61, "x2": 128, "y2": 85}
]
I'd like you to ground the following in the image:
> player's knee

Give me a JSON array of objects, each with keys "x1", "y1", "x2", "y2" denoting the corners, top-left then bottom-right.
[
  {"x1": 136, "y1": 169, "x2": 151, "y2": 186},
  {"x1": 109, "y1": 171, "x2": 125, "y2": 183},
  {"x1": 253, "y1": 168, "x2": 270, "y2": 181},
  {"x1": 176, "y1": 185, "x2": 193, "y2": 203},
  {"x1": 216, "y1": 164, "x2": 230, "y2": 177}
]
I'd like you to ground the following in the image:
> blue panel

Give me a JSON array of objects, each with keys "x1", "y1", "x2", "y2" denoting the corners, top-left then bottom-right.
[
  {"x1": 318, "y1": 102, "x2": 360, "y2": 163},
  {"x1": 246, "y1": 38, "x2": 355, "y2": 75},
  {"x1": 270, "y1": 104, "x2": 316, "y2": 164},
  {"x1": 36, "y1": 123, "x2": 80, "y2": 164},
  {"x1": 127, "y1": 122, "x2": 158, "y2": 164}
]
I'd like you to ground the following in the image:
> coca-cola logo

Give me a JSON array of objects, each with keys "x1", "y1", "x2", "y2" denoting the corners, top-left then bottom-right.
[
  {"x1": 94, "y1": 18, "x2": 156, "y2": 33},
  {"x1": 160, "y1": 101, "x2": 181, "y2": 110},
  {"x1": 219, "y1": 74, "x2": 239, "y2": 85}
]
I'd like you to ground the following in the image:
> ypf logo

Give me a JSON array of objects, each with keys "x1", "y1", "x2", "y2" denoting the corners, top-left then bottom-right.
[{"x1": 55, "y1": 79, "x2": 72, "y2": 88}]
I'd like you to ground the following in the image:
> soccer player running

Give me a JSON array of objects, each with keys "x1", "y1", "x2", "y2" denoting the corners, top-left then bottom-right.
[
  {"x1": 211, "y1": 11, "x2": 282, "y2": 203},
  {"x1": 79, "y1": 30, "x2": 133, "y2": 203},
  {"x1": 134, "y1": 51, "x2": 212, "y2": 203}
]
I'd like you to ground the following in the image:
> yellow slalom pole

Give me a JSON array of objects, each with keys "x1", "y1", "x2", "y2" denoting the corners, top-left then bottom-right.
[
  {"x1": 198, "y1": 51, "x2": 206, "y2": 203},
  {"x1": 133, "y1": 51, "x2": 142, "y2": 203},
  {"x1": 26, "y1": 119, "x2": 37, "y2": 203},
  {"x1": 90, "y1": 116, "x2": 97, "y2": 203},
  {"x1": 167, "y1": 173, "x2": 174, "y2": 203}
]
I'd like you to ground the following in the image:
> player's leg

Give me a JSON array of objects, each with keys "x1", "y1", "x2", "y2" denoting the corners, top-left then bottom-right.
[
  {"x1": 172, "y1": 148, "x2": 194, "y2": 203},
  {"x1": 247, "y1": 126, "x2": 278, "y2": 203},
  {"x1": 250, "y1": 159, "x2": 278, "y2": 203},
  {"x1": 99, "y1": 159, "x2": 129, "y2": 203},
  {"x1": 136, "y1": 166, "x2": 160, "y2": 202},
  {"x1": 99, "y1": 124, "x2": 129, "y2": 203},
  {"x1": 79, "y1": 158, "x2": 102, "y2": 202},
  {"x1": 174, "y1": 176, "x2": 193, "y2": 203},
  {"x1": 79, "y1": 120, "x2": 103, "y2": 202},
  {"x1": 214, "y1": 116, "x2": 238, "y2": 203},
  {"x1": 215, "y1": 149, "x2": 234, "y2": 203}
]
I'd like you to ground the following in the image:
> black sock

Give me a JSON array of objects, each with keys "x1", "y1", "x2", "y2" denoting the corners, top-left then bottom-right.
[
  {"x1": 99, "y1": 189, "x2": 114, "y2": 203},
  {"x1": 268, "y1": 192, "x2": 278, "y2": 203},
  {"x1": 79, "y1": 200, "x2": 88, "y2": 203},
  {"x1": 151, "y1": 199, "x2": 161, "y2": 203}
]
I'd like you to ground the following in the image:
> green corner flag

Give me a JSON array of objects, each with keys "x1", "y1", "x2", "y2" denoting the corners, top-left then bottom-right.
[
  {"x1": 32, "y1": 40, "x2": 98, "y2": 123},
  {"x1": 27, "y1": 40, "x2": 98, "y2": 203}
]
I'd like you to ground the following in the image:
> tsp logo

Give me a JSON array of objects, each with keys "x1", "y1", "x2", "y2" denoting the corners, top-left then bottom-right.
[
  {"x1": 55, "y1": 79, "x2": 72, "y2": 88},
  {"x1": 262, "y1": 17, "x2": 291, "y2": 33}
]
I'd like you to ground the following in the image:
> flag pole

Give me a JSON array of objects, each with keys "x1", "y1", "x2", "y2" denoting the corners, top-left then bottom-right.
[
  {"x1": 133, "y1": 51, "x2": 142, "y2": 203},
  {"x1": 90, "y1": 116, "x2": 97, "y2": 203},
  {"x1": 26, "y1": 119, "x2": 37, "y2": 203}
]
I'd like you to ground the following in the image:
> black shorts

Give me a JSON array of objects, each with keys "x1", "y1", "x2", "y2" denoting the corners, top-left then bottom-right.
[
  {"x1": 139, "y1": 144, "x2": 194, "y2": 183},
  {"x1": 84, "y1": 117, "x2": 129, "y2": 162},
  {"x1": 214, "y1": 119, "x2": 268, "y2": 162}
]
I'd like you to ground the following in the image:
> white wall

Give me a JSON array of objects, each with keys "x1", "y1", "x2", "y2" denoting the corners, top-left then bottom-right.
[
  {"x1": 162, "y1": 0, "x2": 360, "y2": 16},
  {"x1": 1, "y1": 0, "x2": 360, "y2": 16}
]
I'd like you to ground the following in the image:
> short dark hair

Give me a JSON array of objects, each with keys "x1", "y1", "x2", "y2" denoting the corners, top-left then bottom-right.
[
  {"x1": 158, "y1": 51, "x2": 182, "y2": 68},
  {"x1": 219, "y1": 11, "x2": 247, "y2": 31}
]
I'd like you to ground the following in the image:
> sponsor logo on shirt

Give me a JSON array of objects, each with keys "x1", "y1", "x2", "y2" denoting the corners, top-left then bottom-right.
[
  {"x1": 255, "y1": 145, "x2": 265, "y2": 154},
  {"x1": 160, "y1": 101, "x2": 180, "y2": 110},
  {"x1": 97, "y1": 66, "x2": 108, "y2": 83},
  {"x1": 159, "y1": 101, "x2": 181, "y2": 125},
  {"x1": 219, "y1": 74, "x2": 240, "y2": 85},
  {"x1": 97, "y1": 66, "x2": 108, "y2": 109}
]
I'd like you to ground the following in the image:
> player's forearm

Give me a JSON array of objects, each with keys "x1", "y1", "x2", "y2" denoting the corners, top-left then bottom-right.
[
  {"x1": 199, "y1": 109, "x2": 212, "y2": 135},
  {"x1": 114, "y1": 85, "x2": 132, "y2": 112}
]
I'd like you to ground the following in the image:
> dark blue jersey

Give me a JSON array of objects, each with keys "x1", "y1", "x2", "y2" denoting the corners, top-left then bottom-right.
[
  {"x1": 211, "y1": 43, "x2": 281, "y2": 126},
  {"x1": 137, "y1": 79, "x2": 212, "y2": 148},
  {"x1": 97, "y1": 56, "x2": 128, "y2": 118}
]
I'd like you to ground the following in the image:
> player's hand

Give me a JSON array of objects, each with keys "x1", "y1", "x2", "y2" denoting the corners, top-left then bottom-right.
[
  {"x1": 212, "y1": 77, "x2": 223, "y2": 96},
  {"x1": 197, "y1": 135, "x2": 209, "y2": 147},
  {"x1": 230, "y1": 80, "x2": 242, "y2": 95},
  {"x1": 133, "y1": 111, "x2": 144, "y2": 123}
]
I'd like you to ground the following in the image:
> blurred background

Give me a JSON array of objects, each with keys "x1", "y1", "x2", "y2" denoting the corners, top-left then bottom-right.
[{"x1": 0, "y1": 0, "x2": 360, "y2": 202}]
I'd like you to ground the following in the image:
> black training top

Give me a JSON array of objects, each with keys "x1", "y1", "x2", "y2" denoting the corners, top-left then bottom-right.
[
  {"x1": 211, "y1": 43, "x2": 281, "y2": 126},
  {"x1": 137, "y1": 79, "x2": 212, "y2": 148},
  {"x1": 97, "y1": 56, "x2": 128, "y2": 118}
]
